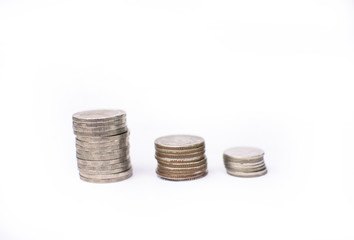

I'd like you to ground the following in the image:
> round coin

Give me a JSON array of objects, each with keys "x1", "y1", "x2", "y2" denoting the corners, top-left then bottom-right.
[
  {"x1": 80, "y1": 167, "x2": 133, "y2": 179},
  {"x1": 226, "y1": 169, "x2": 267, "y2": 178},
  {"x1": 74, "y1": 127, "x2": 128, "y2": 137},
  {"x1": 79, "y1": 168, "x2": 133, "y2": 183},
  {"x1": 155, "y1": 145, "x2": 205, "y2": 154},
  {"x1": 157, "y1": 164, "x2": 207, "y2": 174},
  {"x1": 223, "y1": 155, "x2": 264, "y2": 164},
  {"x1": 155, "y1": 150, "x2": 205, "y2": 159},
  {"x1": 77, "y1": 157, "x2": 130, "y2": 166},
  {"x1": 79, "y1": 164, "x2": 131, "y2": 175},
  {"x1": 73, "y1": 118, "x2": 126, "y2": 128},
  {"x1": 73, "y1": 109, "x2": 126, "y2": 122},
  {"x1": 76, "y1": 145, "x2": 129, "y2": 155},
  {"x1": 76, "y1": 131, "x2": 130, "y2": 143},
  {"x1": 154, "y1": 135, "x2": 205, "y2": 150},
  {"x1": 158, "y1": 158, "x2": 207, "y2": 168},
  {"x1": 78, "y1": 161, "x2": 131, "y2": 170},
  {"x1": 76, "y1": 151, "x2": 129, "y2": 161},
  {"x1": 73, "y1": 123, "x2": 127, "y2": 133},
  {"x1": 155, "y1": 154, "x2": 205, "y2": 163},
  {"x1": 223, "y1": 147, "x2": 264, "y2": 160},
  {"x1": 75, "y1": 141, "x2": 129, "y2": 151},
  {"x1": 156, "y1": 170, "x2": 208, "y2": 181}
]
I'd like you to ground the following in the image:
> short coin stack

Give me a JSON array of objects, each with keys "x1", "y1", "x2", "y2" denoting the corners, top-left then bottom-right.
[
  {"x1": 154, "y1": 135, "x2": 208, "y2": 181},
  {"x1": 72, "y1": 109, "x2": 132, "y2": 183},
  {"x1": 223, "y1": 147, "x2": 267, "y2": 177}
]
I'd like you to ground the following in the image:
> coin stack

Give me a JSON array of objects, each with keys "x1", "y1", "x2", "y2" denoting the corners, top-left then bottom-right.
[
  {"x1": 72, "y1": 109, "x2": 132, "y2": 183},
  {"x1": 223, "y1": 147, "x2": 267, "y2": 177},
  {"x1": 154, "y1": 135, "x2": 208, "y2": 181}
]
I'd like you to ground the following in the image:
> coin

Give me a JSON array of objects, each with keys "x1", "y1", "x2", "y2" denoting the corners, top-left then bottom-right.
[
  {"x1": 155, "y1": 145, "x2": 205, "y2": 154},
  {"x1": 75, "y1": 140, "x2": 129, "y2": 151},
  {"x1": 79, "y1": 165, "x2": 131, "y2": 175},
  {"x1": 223, "y1": 147, "x2": 264, "y2": 160},
  {"x1": 77, "y1": 157, "x2": 130, "y2": 166},
  {"x1": 76, "y1": 150, "x2": 129, "y2": 161},
  {"x1": 154, "y1": 135, "x2": 205, "y2": 150},
  {"x1": 73, "y1": 109, "x2": 126, "y2": 122},
  {"x1": 80, "y1": 167, "x2": 133, "y2": 179},
  {"x1": 74, "y1": 127, "x2": 128, "y2": 137},
  {"x1": 78, "y1": 162, "x2": 130, "y2": 170},
  {"x1": 226, "y1": 169, "x2": 267, "y2": 178},
  {"x1": 156, "y1": 170, "x2": 208, "y2": 181},
  {"x1": 76, "y1": 145, "x2": 129, "y2": 155},
  {"x1": 73, "y1": 118, "x2": 126, "y2": 128},
  {"x1": 157, "y1": 164, "x2": 207, "y2": 174},
  {"x1": 158, "y1": 158, "x2": 207, "y2": 168},
  {"x1": 155, "y1": 154, "x2": 205, "y2": 163},
  {"x1": 79, "y1": 168, "x2": 133, "y2": 183},
  {"x1": 155, "y1": 150, "x2": 205, "y2": 159},
  {"x1": 76, "y1": 131, "x2": 130, "y2": 143},
  {"x1": 73, "y1": 123, "x2": 127, "y2": 133},
  {"x1": 224, "y1": 161, "x2": 265, "y2": 169}
]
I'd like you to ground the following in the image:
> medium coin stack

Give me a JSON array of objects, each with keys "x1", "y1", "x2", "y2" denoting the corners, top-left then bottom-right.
[
  {"x1": 154, "y1": 135, "x2": 208, "y2": 181},
  {"x1": 72, "y1": 109, "x2": 132, "y2": 183},
  {"x1": 223, "y1": 147, "x2": 267, "y2": 177}
]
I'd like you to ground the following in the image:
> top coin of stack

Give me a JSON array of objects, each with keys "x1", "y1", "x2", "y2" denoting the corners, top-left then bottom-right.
[
  {"x1": 223, "y1": 147, "x2": 267, "y2": 177},
  {"x1": 154, "y1": 135, "x2": 208, "y2": 181},
  {"x1": 72, "y1": 109, "x2": 132, "y2": 183}
]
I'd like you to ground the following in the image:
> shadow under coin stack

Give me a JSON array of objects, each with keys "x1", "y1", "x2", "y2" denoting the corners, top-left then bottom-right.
[
  {"x1": 223, "y1": 147, "x2": 267, "y2": 177},
  {"x1": 154, "y1": 135, "x2": 208, "y2": 181},
  {"x1": 72, "y1": 109, "x2": 132, "y2": 183}
]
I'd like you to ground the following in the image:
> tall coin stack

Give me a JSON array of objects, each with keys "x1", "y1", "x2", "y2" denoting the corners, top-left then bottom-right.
[
  {"x1": 154, "y1": 135, "x2": 208, "y2": 181},
  {"x1": 223, "y1": 147, "x2": 267, "y2": 177},
  {"x1": 72, "y1": 109, "x2": 132, "y2": 183}
]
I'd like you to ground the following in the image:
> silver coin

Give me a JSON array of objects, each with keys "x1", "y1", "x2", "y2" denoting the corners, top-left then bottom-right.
[
  {"x1": 74, "y1": 127, "x2": 128, "y2": 137},
  {"x1": 156, "y1": 169, "x2": 208, "y2": 181},
  {"x1": 76, "y1": 150, "x2": 129, "y2": 161},
  {"x1": 154, "y1": 135, "x2": 205, "y2": 150},
  {"x1": 79, "y1": 168, "x2": 133, "y2": 183},
  {"x1": 75, "y1": 143, "x2": 129, "y2": 152},
  {"x1": 226, "y1": 169, "x2": 267, "y2": 178},
  {"x1": 155, "y1": 145, "x2": 205, "y2": 154},
  {"x1": 76, "y1": 145, "x2": 129, "y2": 155},
  {"x1": 224, "y1": 161, "x2": 265, "y2": 169},
  {"x1": 80, "y1": 167, "x2": 133, "y2": 179},
  {"x1": 75, "y1": 138, "x2": 129, "y2": 149},
  {"x1": 157, "y1": 164, "x2": 207, "y2": 174},
  {"x1": 76, "y1": 131, "x2": 130, "y2": 143},
  {"x1": 73, "y1": 118, "x2": 126, "y2": 128},
  {"x1": 226, "y1": 165, "x2": 266, "y2": 173},
  {"x1": 76, "y1": 146, "x2": 129, "y2": 155},
  {"x1": 75, "y1": 140, "x2": 129, "y2": 151},
  {"x1": 73, "y1": 123, "x2": 127, "y2": 133},
  {"x1": 77, "y1": 157, "x2": 130, "y2": 166},
  {"x1": 223, "y1": 155, "x2": 264, "y2": 164},
  {"x1": 158, "y1": 158, "x2": 207, "y2": 168},
  {"x1": 78, "y1": 161, "x2": 131, "y2": 170},
  {"x1": 155, "y1": 150, "x2": 205, "y2": 159},
  {"x1": 79, "y1": 164, "x2": 131, "y2": 175},
  {"x1": 155, "y1": 154, "x2": 205, "y2": 163},
  {"x1": 223, "y1": 147, "x2": 264, "y2": 160},
  {"x1": 73, "y1": 109, "x2": 126, "y2": 122},
  {"x1": 76, "y1": 136, "x2": 129, "y2": 145}
]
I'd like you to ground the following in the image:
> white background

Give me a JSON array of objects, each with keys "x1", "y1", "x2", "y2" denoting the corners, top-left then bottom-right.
[{"x1": 0, "y1": 0, "x2": 354, "y2": 239}]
